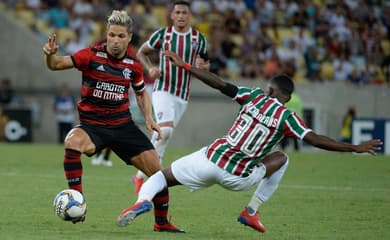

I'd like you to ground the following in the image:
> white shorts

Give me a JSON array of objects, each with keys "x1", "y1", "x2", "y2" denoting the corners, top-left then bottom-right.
[
  {"x1": 152, "y1": 91, "x2": 188, "y2": 127},
  {"x1": 171, "y1": 147, "x2": 266, "y2": 191}
]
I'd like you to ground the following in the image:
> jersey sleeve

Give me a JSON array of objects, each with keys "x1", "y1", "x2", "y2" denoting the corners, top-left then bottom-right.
[
  {"x1": 131, "y1": 62, "x2": 145, "y2": 92},
  {"x1": 233, "y1": 87, "x2": 265, "y2": 105},
  {"x1": 146, "y1": 28, "x2": 163, "y2": 49},
  {"x1": 198, "y1": 33, "x2": 208, "y2": 59},
  {"x1": 283, "y1": 112, "x2": 312, "y2": 140},
  {"x1": 71, "y1": 47, "x2": 92, "y2": 71}
]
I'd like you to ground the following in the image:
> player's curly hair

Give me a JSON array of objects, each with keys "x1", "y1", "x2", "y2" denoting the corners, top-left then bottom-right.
[
  {"x1": 107, "y1": 10, "x2": 133, "y2": 33},
  {"x1": 270, "y1": 74, "x2": 294, "y2": 96}
]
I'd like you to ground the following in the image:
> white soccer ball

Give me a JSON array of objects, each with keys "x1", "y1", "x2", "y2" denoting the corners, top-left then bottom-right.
[{"x1": 53, "y1": 189, "x2": 87, "y2": 221}]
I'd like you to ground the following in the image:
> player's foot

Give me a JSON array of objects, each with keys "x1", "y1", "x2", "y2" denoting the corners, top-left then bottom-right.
[
  {"x1": 132, "y1": 175, "x2": 144, "y2": 194},
  {"x1": 116, "y1": 200, "x2": 152, "y2": 227},
  {"x1": 101, "y1": 159, "x2": 113, "y2": 167},
  {"x1": 237, "y1": 207, "x2": 266, "y2": 233},
  {"x1": 154, "y1": 222, "x2": 186, "y2": 233},
  {"x1": 71, "y1": 215, "x2": 85, "y2": 224},
  {"x1": 91, "y1": 154, "x2": 103, "y2": 166},
  {"x1": 71, "y1": 212, "x2": 86, "y2": 224}
]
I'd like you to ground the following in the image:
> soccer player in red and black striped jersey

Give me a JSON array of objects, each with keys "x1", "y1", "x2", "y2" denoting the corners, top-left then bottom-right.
[
  {"x1": 115, "y1": 50, "x2": 382, "y2": 233},
  {"x1": 132, "y1": 0, "x2": 210, "y2": 192},
  {"x1": 43, "y1": 10, "x2": 184, "y2": 233}
]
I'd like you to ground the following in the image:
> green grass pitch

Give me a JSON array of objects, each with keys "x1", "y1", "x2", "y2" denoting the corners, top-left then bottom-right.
[{"x1": 0, "y1": 143, "x2": 389, "y2": 240}]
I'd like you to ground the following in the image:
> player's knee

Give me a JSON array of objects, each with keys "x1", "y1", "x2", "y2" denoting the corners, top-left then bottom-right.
[
  {"x1": 161, "y1": 167, "x2": 180, "y2": 187},
  {"x1": 262, "y1": 151, "x2": 289, "y2": 176},
  {"x1": 275, "y1": 151, "x2": 288, "y2": 166},
  {"x1": 64, "y1": 134, "x2": 80, "y2": 149}
]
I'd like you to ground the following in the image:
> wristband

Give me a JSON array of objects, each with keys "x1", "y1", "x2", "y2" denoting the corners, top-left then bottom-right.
[{"x1": 183, "y1": 62, "x2": 191, "y2": 71}]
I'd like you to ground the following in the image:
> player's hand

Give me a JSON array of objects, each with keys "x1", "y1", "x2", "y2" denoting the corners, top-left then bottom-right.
[
  {"x1": 164, "y1": 50, "x2": 184, "y2": 67},
  {"x1": 354, "y1": 139, "x2": 383, "y2": 155},
  {"x1": 148, "y1": 67, "x2": 161, "y2": 79},
  {"x1": 43, "y1": 34, "x2": 59, "y2": 56},
  {"x1": 195, "y1": 56, "x2": 210, "y2": 71},
  {"x1": 146, "y1": 118, "x2": 162, "y2": 140}
]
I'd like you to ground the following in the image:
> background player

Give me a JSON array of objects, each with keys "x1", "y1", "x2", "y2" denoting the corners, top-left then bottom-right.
[
  {"x1": 116, "y1": 50, "x2": 382, "y2": 233},
  {"x1": 132, "y1": 0, "x2": 210, "y2": 193},
  {"x1": 43, "y1": 10, "x2": 184, "y2": 232},
  {"x1": 91, "y1": 147, "x2": 113, "y2": 167}
]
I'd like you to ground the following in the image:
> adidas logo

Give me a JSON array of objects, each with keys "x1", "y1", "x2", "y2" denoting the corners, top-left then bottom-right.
[{"x1": 97, "y1": 65, "x2": 105, "y2": 72}]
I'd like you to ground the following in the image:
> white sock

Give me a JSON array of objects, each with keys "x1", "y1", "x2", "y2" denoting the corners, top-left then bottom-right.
[
  {"x1": 137, "y1": 171, "x2": 167, "y2": 202},
  {"x1": 136, "y1": 170, "x2": 146, "y2": 179},
  {"x1": 135, "y1": 127, "x2": 173, "y2": 179},
  {"x1": 247, "y1": 164, "x2": 266, "y2": 215},
  {"x1": 247, "y1": 197, "x2": 264, "y2": 215},
  {"x1": 248, "y1": 159, "x2": 289, "y2": 212}
]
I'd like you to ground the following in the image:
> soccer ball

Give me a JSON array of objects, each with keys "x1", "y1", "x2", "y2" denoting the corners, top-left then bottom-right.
[{"x1": 53, "y1": 189, "x2": 87, "y2": 221}]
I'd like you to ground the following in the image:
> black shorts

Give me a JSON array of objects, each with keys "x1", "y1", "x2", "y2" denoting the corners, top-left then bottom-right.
[{"x1": 76, "y1": 120, "x2": 154, "y2": 165}]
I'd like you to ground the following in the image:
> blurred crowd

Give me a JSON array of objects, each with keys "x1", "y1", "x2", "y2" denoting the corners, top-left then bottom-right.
[{"x1": 4, "y1": 0, "x2": 390, "y2": 85}]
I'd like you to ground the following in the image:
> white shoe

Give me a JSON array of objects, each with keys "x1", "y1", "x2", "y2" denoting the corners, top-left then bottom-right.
[
  {"x1": 91, "y1": 154, "x2": 104, "y2": 165},
  {"x1": 101, "y1": 159, "x2": 113, "y2": 167}
]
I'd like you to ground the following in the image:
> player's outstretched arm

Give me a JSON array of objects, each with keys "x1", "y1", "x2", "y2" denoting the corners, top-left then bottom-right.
[
  {"x1": 43, "y1": 34, "x2": 73, "y2": 70},
  {"x1": 136, "y1": 42, "x2": 161, "y2": 79},
  {"x1": 164, "y1": 50, "x2": 237, "y2": 98},
  {"x1": 303, "y1": 131, "x2": 382, "y2": 155}
]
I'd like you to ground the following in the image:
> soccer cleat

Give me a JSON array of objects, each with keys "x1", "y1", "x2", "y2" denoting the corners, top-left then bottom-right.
[
  {"x1": 116, "y1": 200, "x2": 152, "y2": 227},
  {"x1": 71, "y1": 215, "x2": 85, "y2": 224},
  {"x1": 91, "y1": 154, "x2": 103, "y2": 166},
  {"x1": 237, "y1": 207, "x2": 266, "y2": 233},
  {"x1": 71, "y1": 214, "x2": 86, "y2": 224},
  {"x1": 154, "y1": 222, "x2": 186, "y2": 233},
  {"x1": 132, "y1": 175, "x2": 144, "y2": 194}
]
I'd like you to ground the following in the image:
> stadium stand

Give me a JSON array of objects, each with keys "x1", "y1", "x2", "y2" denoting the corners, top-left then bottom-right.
[
  {"x1": 2, "y1": 0, "x2": 389, "y2": 85},
  {"x1": 1, "y1": 0, "x2": 390, "y2": 147}
]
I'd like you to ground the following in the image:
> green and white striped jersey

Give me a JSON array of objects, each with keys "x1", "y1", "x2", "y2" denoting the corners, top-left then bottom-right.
[
  {"x1": 146, "y1": 26, "x2": 207, "y2": 101},
  {"x1": 206, "y1": 87, "x2": 312, "y2": 177}
]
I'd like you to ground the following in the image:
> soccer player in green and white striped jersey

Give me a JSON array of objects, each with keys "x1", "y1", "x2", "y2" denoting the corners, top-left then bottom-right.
[
  {"x1": 133, "y1": 0, "x2": 209, "y2": 193},
  {"x1": 116, "y1": 51, "x2": 382, "y2": 233}
]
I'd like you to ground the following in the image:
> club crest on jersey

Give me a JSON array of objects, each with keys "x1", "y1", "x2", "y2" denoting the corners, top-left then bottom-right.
[
  {"x1": 191, "y1": 41, "x2": 199, "y2": 49},
  {"x1": 122, "y1": 68, "x2": 132, "y2": 79}
]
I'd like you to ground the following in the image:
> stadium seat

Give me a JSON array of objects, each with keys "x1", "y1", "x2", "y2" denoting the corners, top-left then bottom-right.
[
  {"x1": 15, "y1": 9, "x2": 36, "y2": 27},
  {"x1": 89, "y1": 22, "x2": 105, "y2": 45},
  {"x1": 293, "y1": 70, "x2": 307, "y2": 83},
  {"x1": 125, "y1": 3, "x2": 145, "y2": 15},
  {"x1": 36, "y1": 19, "x2": 51, "y2": 36},
  {"x1": 320, "y1": 61, "x2": 334, "y2": 81},
  {"x1": 56, "y1": 28, "x2": 77, "y2": 44},
  {"x1": 0, "y1": 1, "x2": 5, "y2": 11},
  {"x1": 151, "y1": 6, "x2": 167, "y2": 27},
  {"x1": 135, "y1": 3, "x2": 145, "y2": 15},
  {"x1": 381, "y1": 39, "x2": 390, "y2": 56},
  {"x1": 231, "y1": 34, "x2": 244, "y2": 47},
  {"x1": 267, "y1": 27, "x2": 295, "y2": 43}
]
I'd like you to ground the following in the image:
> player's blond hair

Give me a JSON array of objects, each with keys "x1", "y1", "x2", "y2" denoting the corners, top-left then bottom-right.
[{"x1": 107, "y1": 10, "x2": 133, "y2": 33}]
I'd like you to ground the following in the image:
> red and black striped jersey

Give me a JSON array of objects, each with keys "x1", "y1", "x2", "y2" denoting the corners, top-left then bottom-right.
[{"x1": 71, "y1": 42, "x2": 145, "y2": 126}]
